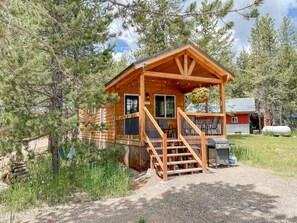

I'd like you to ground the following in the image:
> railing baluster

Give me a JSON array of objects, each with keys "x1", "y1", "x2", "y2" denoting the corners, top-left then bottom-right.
[
  {"x1": 201, "y1": 132, "x2": 206, "y2": 173},
  {"x1": 177, "y1": 109, "x2": 181, "y2": 139},
  {"x1": 143, "y1": 107, "x2": 167, "y2": 181},
  {"x1": 162, "y1": 133, "x2": 167, "y2": 181},
  {"x1": 177, "y1": 107, "x2": 207, "y2": 172}
]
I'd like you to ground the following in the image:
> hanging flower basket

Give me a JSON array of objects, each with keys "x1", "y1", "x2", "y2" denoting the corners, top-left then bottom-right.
[{"x1": 189, "y1": 87, "x2": 210, "y2": 104}]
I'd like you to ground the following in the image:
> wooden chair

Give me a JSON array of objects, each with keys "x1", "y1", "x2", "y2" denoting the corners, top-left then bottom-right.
[
  {"x1": 182, "y1": 116, "x2": 197, "y2": 136},
  {"x1": 158, "y1": 119, "x2": 176, "y2": 138},
  {"x1": 208, "y1": 116, "x2": 220, "y2": 134}
]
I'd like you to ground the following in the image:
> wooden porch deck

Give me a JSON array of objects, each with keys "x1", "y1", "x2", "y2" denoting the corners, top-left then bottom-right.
[{"x1": 114, "y1": 107, "x2": 226, "y2": 180}]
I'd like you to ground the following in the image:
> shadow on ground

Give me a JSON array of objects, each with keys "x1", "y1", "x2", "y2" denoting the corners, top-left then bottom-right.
[{"x1": 27, "y1": 182, "x2": 297, "y2": 223}]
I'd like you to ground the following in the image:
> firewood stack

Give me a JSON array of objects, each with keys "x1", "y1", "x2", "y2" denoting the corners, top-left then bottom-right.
[
  {"x1": 11, "y1": 161, "x2": 29, "y2": 180},
  {"x1": 1, "y1": 154, "x2": 29, "y2": 184}
]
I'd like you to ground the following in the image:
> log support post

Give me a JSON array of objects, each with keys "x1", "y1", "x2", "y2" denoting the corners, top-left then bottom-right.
[
  {"x1": 162, "y1": 133, "x2": 168, "y2": 181},
  {"x1": 219, "y1": 83, "x2": 226, "y2": 137},
  {"x1": 177, "y1": 107, "x2": 181, "y2": 139},
  {"x1": 201, "y1": 132, "x2": 206, "y2": 173},
  {"x1": 139, "y1": 72, "x2": 145, "y2": 142}
]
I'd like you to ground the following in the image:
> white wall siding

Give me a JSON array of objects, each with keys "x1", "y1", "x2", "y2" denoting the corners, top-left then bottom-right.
[{"x1": 227, "y1": 124, "x2": 250, "y2": 134}]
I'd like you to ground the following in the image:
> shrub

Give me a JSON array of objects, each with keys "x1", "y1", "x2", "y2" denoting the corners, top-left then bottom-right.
[{"x1": 0, "y1": 143, "x2": 131, "y2": 211}]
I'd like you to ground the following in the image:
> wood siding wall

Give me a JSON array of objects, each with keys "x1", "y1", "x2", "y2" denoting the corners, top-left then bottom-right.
[
  {"x1": 80, "y1": 76, "x2": 186, "y2": 144},
  {"x1": 226, "y1": 114, "x2": 249, "y2": 125}
]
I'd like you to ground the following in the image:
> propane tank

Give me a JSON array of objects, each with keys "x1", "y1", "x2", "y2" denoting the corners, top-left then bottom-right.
[{"x1": 229, "y1": 153, "x2": 237, "y2": 166}]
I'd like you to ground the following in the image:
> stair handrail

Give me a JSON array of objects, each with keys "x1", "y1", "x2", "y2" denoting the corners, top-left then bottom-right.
[
  {"x1": 143, "y1": 132, "x2": 164, "y2": 170},
  {"x1": 143, "y1": 107, "x2": 167, "y2": 181},
  {"x1": 177, "y1": 107, "x2": 206, "y2": 173}
]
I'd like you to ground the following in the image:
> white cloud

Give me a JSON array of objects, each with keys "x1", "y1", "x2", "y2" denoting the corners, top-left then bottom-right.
[
  {"x1": 112, "y1": 52, "x2": 123, "y2": 61},
  {"x1": 109, "y1": 18, "x2": 138, "y2": 50},
  {"x1": 229, "y1": 0, "x2": 297, "y2": 53}
]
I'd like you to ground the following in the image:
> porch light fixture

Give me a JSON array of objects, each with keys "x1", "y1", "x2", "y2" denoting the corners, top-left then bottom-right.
[{"x1": 146, "y1": 92, "x2": 150, "y2": 100}]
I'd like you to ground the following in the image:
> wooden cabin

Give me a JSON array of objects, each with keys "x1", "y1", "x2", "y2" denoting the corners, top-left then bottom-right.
[{"x1": 80, "y1": 43, "x2": 234, "y2": 180}]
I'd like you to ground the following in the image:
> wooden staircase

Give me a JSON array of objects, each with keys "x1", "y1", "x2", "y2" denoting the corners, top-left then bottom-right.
[{"x1": 147, "y1": 138, "x2": 202, "y2": 178}]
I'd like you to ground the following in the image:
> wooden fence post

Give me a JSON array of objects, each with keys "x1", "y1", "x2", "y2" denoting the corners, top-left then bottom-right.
[
  {"x1": 201, "y1": 132, "x2": 206, "y2": 173},
  {"x1": 177, "y1": 107, "x2": 181, "y2": 139},
  {"x1": 162, "y1": 133, "x2": 167, "y2": 181}
]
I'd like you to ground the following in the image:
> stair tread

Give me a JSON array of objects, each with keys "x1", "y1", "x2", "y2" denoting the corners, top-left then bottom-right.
[
  {"x1": 151, "y1": 153, "x2": 192, "y2": 157},
  {"x1": 148, "y1": 139, "x2": 182, "y2": 143},
  {"x1": 159, "y1": 168, "x2": 202, "y2": 175},
  {"x1": 150, "y1": 146, "x2": 187, "y2": 150},
  {"x1": 154, "y1": 160, "x2": 198, "y2": 166}
]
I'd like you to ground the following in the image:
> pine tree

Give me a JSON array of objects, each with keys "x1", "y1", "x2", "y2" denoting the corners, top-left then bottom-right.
[
  {"x1": 191, "y1": 0, "x2": 235, "y2": 69},
  {"x1": 232, "y1": 50, "x2": 252, "y2": 97},
  {"x1": 277, "y1": 17, "x2": 297, "y2": 126},
  {"x1": 129, "y1": 0, "x2": 193, "y2": 59},
  {"x1": 0, "y1": 0, "x2": 117, "y2": 175},
  {"x1": 126, "y1": 0, "x2": 259, "y2": 60},
  {"x1": 247, "y1": 14, "x2": 279, "y2": 126}
]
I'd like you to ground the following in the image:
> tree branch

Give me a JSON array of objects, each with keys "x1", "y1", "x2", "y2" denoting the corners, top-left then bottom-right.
[{"x1": 107, "y1": 0, "x2": 263, "y2": 19}]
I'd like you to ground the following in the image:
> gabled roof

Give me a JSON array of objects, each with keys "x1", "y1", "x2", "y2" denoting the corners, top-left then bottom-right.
[
  {"x1": 186, "y1": 98, "x2": 256, "y2": 114},
  {"x1": 105, "y1": 42, "x2": 235, "y2": 89},
  {"x1": 226, "y1": 98, "x2": 256, "y2": 113}
]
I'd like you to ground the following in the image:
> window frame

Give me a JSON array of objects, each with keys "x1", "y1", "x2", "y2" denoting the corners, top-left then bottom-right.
[
  {"x1": 124, "y1": 94, "x2": 139, "y2": 115},
  {"x1": 231, "y1": 116, "x2": 238, "y2": 123},
  {"x1": 154, "y1": 94, "x2": 176, "y2": 119},
  {"x1": 92, "y1": 103, "x2": 96, "y2": 116},
  {"x1": 100, "y1": 107, "x2": 105, "y2": 124}
]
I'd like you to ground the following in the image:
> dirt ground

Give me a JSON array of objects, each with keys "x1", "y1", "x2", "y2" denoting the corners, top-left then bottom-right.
[{"x1": 1, "y1": 165, "x2": 297, "y2": 223}]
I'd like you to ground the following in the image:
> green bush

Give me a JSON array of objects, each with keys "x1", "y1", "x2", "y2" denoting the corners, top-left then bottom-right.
[
  {"x1": 0, "y1": 143, "x2": 131, "y2": 211},
  {"x1": 233, "y1": 145, "x2": 251, "y2": 161}
]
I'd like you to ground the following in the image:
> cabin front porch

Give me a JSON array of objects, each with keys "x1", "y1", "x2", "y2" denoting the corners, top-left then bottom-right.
[
  {"x1": 113, "y1": 74, "x2": 227, "y2": 180},
  {"x1": 102, "y1": 44, "x2": 233, "y2": 180}
]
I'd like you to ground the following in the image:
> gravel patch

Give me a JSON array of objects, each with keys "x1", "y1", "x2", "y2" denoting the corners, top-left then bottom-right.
[{"x1": 1, "y1": 165, "x2": 297, "y2": 223}]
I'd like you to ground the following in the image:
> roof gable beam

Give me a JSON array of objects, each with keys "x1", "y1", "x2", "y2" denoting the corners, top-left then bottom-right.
[
  {"x1": 175, "y1": 57, "x2": 184, "y2": 75},
  {"x1": 144, "y1": 71, "x2": 222, "y2": 84},
  {"x1": 184, "y1": 54, "x2": 188, "y2": 75},
  {"x1": 188, "y1": 60, "x2": 196, "y2": 76}
]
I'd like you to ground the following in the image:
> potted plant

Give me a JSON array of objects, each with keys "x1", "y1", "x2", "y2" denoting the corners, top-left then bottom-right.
[{"x1": 189, "y1": 87, "x2": 210, "y2": 104}]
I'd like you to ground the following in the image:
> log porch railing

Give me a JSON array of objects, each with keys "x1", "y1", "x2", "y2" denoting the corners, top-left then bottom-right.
[
  {"x1": 184, "y1": 112, "x2": 225, "y2": 137},
  {"x1": 177, "y1": 107, "x2": 207, "y2": 173},
  {"x1": 115, "y1": 112, "x2": 140, "y2": 140},
  {"x1": 143, "y1": 107, "x2": 167, "y2": 181}
]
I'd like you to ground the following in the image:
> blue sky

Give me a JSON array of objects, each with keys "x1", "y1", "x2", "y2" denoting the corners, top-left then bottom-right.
[{"x1": 111, "y1": 0, "x2": 297, "y2": 61}]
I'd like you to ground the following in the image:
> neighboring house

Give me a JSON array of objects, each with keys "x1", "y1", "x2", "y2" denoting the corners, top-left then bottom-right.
[
  {"x1": 80, "y1": 42, "x2": 234, "y2": 180},
  {"x1": 187, "y1": 98, "x2": 256, "y2": 134},
  {"x1": 225, "y1": 98, "x2": 256, "y2": 134}
]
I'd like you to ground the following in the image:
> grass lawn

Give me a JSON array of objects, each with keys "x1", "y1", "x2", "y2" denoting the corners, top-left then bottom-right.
[{"x1": 227, "y1": 133, "x2": 297, "y2": 178}]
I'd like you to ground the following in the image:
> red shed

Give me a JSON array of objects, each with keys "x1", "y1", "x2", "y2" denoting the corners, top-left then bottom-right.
[{"x1": 225, "y1": 98, "x2": 256, "y2": 134}]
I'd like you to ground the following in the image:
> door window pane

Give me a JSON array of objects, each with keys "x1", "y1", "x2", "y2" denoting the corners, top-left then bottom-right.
[{"x1": 125, "y1": 95, "x2": 139, "y2": 114}]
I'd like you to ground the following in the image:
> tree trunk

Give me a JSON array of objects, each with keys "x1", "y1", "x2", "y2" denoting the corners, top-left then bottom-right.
[
  {"x1": 263, "y1": 83, "x2": 269, "y2": 127},
  {"x1": 49, "y1": 133, "x2": 59, "y2": 177}
]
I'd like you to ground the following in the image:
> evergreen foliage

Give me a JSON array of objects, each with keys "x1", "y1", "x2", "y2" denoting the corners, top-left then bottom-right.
[
  {"x1": 129, "y1": 0, "x2": 193, "y2": 59},
  {"x1": 0, "y1": 0, "x2": 266, "y2": 179},
  {"x1": 235, "y1": 15, "x2": 297, "y2": 127},
  {"x1": 0, "y1": 0, "x2": 118, "y2": 175},
  {"x1": 191, "y1": 0, "x2": 235, "y2": 69}
]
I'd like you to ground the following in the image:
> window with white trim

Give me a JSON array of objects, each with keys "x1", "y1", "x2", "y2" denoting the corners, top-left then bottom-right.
[
  {"x1": 231, "y1": 117, "x2": 238, "y2": 123},
  {"x1": 155, "y1": 95, "x2": 175, "y2": 118},
  {"x1": 100, "y1": 108, "x2": 105, "y2": 124},
  {"x1": 92, "y1": 103, "x2": 96, "y2": 115}
]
